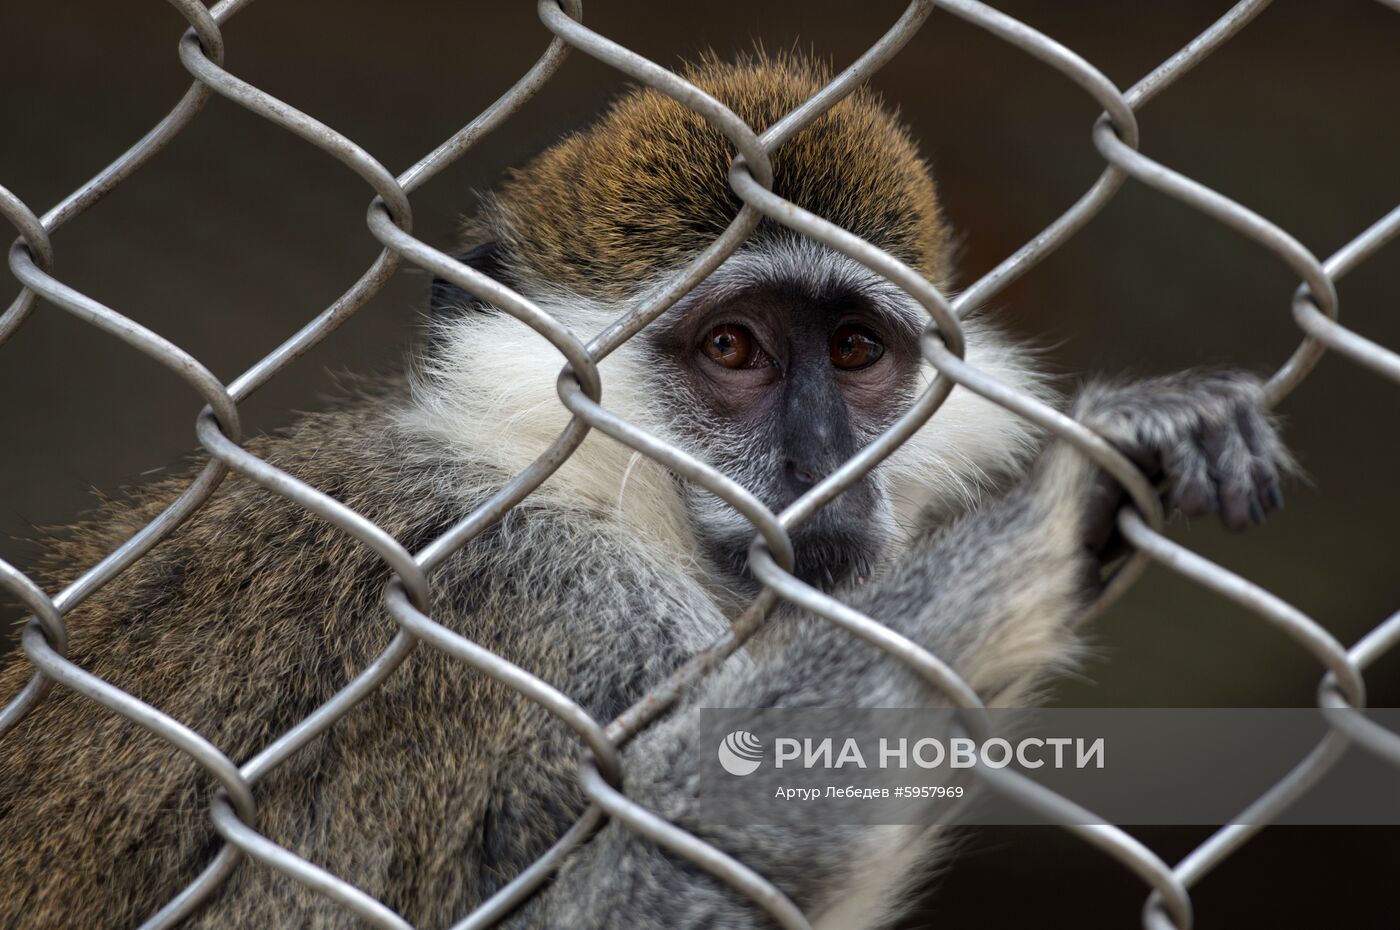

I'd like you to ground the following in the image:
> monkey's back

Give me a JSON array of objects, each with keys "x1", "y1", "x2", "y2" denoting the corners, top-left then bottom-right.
[{"x1": 0, "y1": 376, "x2": 708, "y2": 928}]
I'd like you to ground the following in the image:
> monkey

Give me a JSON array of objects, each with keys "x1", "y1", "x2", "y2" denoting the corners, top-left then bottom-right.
[{"x1": 0, "y1": 54, "x2": 1290, "y2": 929}]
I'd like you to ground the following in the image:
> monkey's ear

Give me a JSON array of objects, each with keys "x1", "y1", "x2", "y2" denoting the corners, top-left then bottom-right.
[{"x1": 430, "y1": 241, "x2": 511, "y2": 318}]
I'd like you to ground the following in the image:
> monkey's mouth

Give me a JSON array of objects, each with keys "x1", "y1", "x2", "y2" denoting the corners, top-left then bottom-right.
[
  {"x1": 788, "y1": 522, "x2": 881, "y2": 589},
  {"x1": 705, "y1": 509, "x2": 883, "y2": 593}
]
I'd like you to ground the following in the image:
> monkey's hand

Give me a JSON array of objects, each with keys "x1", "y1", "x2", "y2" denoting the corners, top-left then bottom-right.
[{"x1": 1067, "y1": 370, "x2": 1292, "y2": 567}]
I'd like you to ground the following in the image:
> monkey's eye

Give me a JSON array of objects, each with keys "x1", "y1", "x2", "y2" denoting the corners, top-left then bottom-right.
[
  {"x1": 701, "y1": 324, "x2": 772, "y2": 370},
  {"x1": 830, "y1": 324, "x2": 885, "y2": 370}
]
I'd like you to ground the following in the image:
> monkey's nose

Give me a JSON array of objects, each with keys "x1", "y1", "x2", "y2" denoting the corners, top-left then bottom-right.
[{"x1": 784, "y1": 459, "x2": 821, "y2": 489}]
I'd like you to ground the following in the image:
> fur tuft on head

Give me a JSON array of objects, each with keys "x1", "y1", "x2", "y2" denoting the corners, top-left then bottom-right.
[{"x1": 457, "y1": 52, "x2": 951, "y2": 300}]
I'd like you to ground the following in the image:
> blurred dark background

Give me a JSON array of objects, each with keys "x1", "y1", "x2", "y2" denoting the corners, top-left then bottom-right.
[{"x1": 2, "y1": 1, "x2": 1397, "y2": 927}]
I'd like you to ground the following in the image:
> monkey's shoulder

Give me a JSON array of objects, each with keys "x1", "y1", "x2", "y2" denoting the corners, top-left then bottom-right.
[{"x1": 5, "y1": 381, "x2": 716, "y2": 715}]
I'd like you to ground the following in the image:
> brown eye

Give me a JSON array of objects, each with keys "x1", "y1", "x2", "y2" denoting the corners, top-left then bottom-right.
[
  {"x1": 830, "y1": 325, "x2": 884, "y2": 370},
  {"x1": 702, "y1": 324, "x2": 769, "y2": 369}
]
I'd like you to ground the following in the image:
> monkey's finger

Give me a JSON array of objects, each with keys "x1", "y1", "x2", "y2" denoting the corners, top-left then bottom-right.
[
  {"x1": 1164, "y1": 432, "x2": 1216, "y2": 519},
  {"x1": 1199, "y1": 413, "x2": 1256, "y2": 533},
  {"x1": 1236, "y1": 405, "x2": 1285, "y2": 515}
]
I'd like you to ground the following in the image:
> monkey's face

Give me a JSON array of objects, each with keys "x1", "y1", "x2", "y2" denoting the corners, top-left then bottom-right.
[{"x1": 653, "y1": 242, "x2": 925, "y2": 590}]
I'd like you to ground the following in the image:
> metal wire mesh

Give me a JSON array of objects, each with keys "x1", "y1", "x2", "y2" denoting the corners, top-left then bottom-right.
[{"x1": 2, "y1": 1, "x2": 1398, "y2": 928}]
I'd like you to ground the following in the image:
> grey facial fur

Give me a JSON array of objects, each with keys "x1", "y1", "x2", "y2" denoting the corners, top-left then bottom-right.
[{"x1": 652, "y1": 239, "x2": 923, "y2": 591}]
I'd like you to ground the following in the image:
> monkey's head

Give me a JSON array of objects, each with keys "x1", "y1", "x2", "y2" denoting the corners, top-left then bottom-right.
[{"x1": 422, "y1": 55, "x2": 1041, "y2": 592}]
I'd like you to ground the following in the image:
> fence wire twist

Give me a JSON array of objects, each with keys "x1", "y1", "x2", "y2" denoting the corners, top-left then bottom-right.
[{"x1": 2, "y1": 1, "x2": 1399, "y2": 928}]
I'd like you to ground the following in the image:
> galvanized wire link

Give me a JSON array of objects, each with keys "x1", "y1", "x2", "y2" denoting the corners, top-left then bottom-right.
[{"x1": 1, "y1": 1, "x2": 1398, "y2": 929}]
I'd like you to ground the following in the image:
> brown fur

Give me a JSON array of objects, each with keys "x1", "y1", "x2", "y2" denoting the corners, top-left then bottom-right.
[
  {"x1": 0, "y1": 377, "x2": 715, "y2": 928},
  {"x1": 470, "y1": 53, "x2": 950, "y2": 296}
]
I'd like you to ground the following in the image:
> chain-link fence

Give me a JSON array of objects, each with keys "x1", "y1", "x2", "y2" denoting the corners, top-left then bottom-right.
[{"x1": 2, "y1": 1, "x2": 1398, "y2": 928}]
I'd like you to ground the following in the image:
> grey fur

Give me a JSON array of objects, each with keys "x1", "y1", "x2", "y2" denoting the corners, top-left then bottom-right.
[{"x1": 0, "y1": 355, "x2": 1289, "y2": 929}]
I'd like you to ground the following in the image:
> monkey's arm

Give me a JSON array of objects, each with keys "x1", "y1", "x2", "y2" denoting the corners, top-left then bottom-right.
[{"x1": 509, "y1": 371, "x2": 1289, "y2": 930}]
